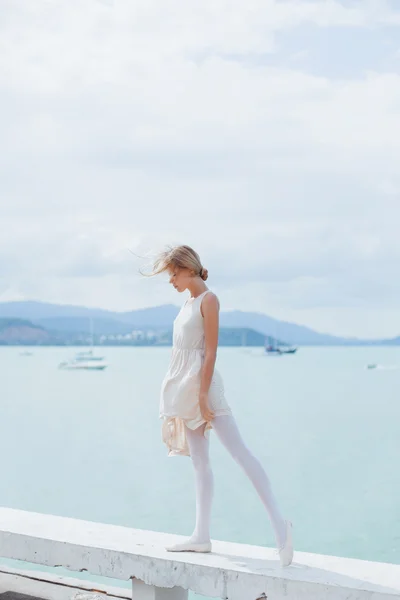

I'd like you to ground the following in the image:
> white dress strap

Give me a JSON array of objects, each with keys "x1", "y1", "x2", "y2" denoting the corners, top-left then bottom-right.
[
  {"x1": 185, "y1": 289, "x2": 209, "y2": 306},
  {"x1": 197, "y1": 289, "x2": 210, "y2": 307}
]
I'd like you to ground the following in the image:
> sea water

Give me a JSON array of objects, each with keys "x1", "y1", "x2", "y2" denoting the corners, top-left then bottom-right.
[{"x1": 0, "y1": 346, "x2": 399, "y2": 598}]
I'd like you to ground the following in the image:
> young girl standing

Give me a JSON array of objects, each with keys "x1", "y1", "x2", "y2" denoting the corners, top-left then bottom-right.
[{"x1": 149, "y1": 245, "x2": 293, "y2": 566}]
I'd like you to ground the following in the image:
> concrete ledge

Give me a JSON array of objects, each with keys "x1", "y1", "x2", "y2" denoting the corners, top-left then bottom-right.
[
  {"x1": 0, "y1": 565, "x2": 129, "y2": 600},
  {"x1": 0, "y1": 507, "x2": 399, "y2": 599}
]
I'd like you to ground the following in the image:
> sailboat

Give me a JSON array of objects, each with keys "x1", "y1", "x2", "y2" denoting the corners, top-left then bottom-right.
[
  {"x1": 264, "y1": 335, "x2": 297, "y2": 355},
  {"x1": 59, "y1": 319, "x2": 108, "y2": 370},
  {"x1": 74, "y1": 349, "x2": 104, "y2": 362}
]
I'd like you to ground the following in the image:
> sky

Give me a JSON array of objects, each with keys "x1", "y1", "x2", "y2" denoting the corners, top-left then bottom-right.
[{"x1": 1, "y1": 0, "x2": 400, "y2": 339}]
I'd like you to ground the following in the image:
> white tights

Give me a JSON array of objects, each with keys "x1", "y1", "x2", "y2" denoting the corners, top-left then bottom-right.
[{"x1": 185, "y1": 415, "x2": 286, "y2": 549}]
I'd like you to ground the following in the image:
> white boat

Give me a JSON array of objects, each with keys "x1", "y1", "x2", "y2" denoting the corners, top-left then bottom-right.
[
  {"x1": 58, "y1": 319, "x2": 107, "y2": 370},
  {"x1": 59, "y1": 359, "x2": 107, "y2": 371},
  {"x1": 264, "y1": 336, "x2": 298, "y2": 355},
  {"x1": 74, "y1": 350, "x2": 104, "y2": 362}
]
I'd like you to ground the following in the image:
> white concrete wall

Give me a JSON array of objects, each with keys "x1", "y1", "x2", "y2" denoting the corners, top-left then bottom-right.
[
  {"x1": 0, "y1": 565, "x2": 130, "y2": 600},
  {"x1": 0, "y1": 507, "x2": 399, "y2": 600}
]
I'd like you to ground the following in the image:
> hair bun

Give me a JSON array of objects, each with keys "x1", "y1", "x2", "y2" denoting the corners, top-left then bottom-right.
[{"x1": 200, "y1": 267, "x2": 208, "y2": 281}]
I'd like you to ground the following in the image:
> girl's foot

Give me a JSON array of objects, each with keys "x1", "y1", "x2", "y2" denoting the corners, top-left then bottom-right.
[
  {"x1": 278, "y1": 521, "x2": 293, "y2": 567},
  {"x1": 165, "y1": 539, "x2": 212, "y2": 553}
]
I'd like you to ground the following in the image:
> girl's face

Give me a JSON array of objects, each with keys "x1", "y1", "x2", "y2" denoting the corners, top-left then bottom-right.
[{"x1": 168, "y1": 266, "x2": 193, "y2": 293}]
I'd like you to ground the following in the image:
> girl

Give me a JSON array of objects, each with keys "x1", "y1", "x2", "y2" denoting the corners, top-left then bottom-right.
[{"x1": 148, "y1": 245, "x2": 293, "y2": 566}]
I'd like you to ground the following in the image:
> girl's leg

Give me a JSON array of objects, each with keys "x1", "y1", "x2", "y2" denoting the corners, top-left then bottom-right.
[
  {"x1": 185, "y1": 424, "x2": 214, "y2": 544},
  {"x1": 212, "y1": 414, "x2": 286, "y2": 548}
]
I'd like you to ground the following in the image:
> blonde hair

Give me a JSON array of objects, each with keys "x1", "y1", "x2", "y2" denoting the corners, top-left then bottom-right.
[{"x1": 146, "y1": 245, "x2": 208, "y2": 281}]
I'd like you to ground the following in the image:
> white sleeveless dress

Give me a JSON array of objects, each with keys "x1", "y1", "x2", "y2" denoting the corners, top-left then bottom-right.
[{"x1": 160, "y1": 290, "x2": 232, "y2": 456}]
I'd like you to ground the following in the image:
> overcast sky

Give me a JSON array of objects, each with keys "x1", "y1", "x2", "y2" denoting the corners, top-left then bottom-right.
[{"x1": 1, "y1": 0, "x2": 400, "y2": 338}]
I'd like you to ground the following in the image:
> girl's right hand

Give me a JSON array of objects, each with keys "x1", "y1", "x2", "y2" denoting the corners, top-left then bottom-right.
[{"x1": 200, "y1": 396, "x2": 215, "y2": 422}]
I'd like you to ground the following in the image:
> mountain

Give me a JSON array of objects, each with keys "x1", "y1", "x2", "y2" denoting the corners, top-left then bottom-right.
[
  {"x1": 37, "y1": 317, "x2": 134, "y2": 335},
  {"x1": 379, "y1": 335, "x2": 400, "y2": 346},
  {"x1": 106, "y1": 305, "x2": 180, "y2": 327},
  {"x1": 219, "y1": 327, "x2": 265, "y2": 346},
  {"x1": 0, "y1": 318, "x2": 54, "y2": 344},
  {"x1": 0, "y1": 301, "x2": 178, "y2": 329},
  {"x1": 219, "y1": 310, "x2": 352, "y2": 345},
  {"x1": 0, "y1": 301, "x2": 118, "y2": 320},
  {"x1": 0, "y1": 300, "x2": 396, "y2": 345},
  {"x1": 0, "y1": 313, "x2": 267, "y2": 347}
]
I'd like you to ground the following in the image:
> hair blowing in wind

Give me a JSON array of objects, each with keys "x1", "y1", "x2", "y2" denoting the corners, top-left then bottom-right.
[{"x1": 146, "y1": 245, "x2": 208, "y2": 281}]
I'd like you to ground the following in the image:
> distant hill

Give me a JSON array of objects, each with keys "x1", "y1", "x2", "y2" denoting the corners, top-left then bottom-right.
[
  {"x1": 379, "y1": 335, "x2": 400, "y2": 346},
  {"x1": 37, "y1": 317, "x2": 134, "y2": 336},
  {"x1": 0, "y1": 300, "x2": 397, "y2": 345},
  {"x1": 0, "y1": 301, "x2": 119, "y2": 321},
  {"x1": 219, "y1": 310, "x2": 352, "y2": 345},
  {"x1": 0, "y1": 300, "x2": 179, "y2": 326},
  {"x1": 0, "y1": 318, "x2": 54, "y2": 344},
  {"x1": 219, "y1": 327, "x2": 265, "y2": 346}
]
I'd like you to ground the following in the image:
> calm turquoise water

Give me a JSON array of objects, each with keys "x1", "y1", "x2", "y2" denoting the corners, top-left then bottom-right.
[{"x1": 0, "y1": 346, "x2": 399, "y2": 597}]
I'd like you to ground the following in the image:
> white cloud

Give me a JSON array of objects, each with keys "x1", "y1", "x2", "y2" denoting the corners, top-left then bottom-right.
[{"x1": 0, "y1": 0, "x2": 400, "y2": 337}]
